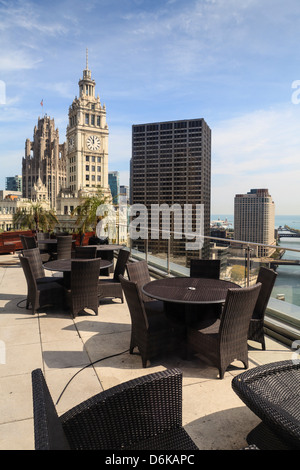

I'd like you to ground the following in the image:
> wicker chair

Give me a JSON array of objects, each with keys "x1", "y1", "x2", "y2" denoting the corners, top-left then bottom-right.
[
  {"x1": 20, "y1": 234, "x2": 37, "y2": 250},
  {"x1": 187, "y1": 283, "x2": 262, "y2": 379},
  {"x1": 64, "y1": 258, "x2": 101, "y2": 317},
  {"x1": 98, "y1": 249, "x2": 130, "y2": 303},
  {"x1": 21, "y1": 247, "x2": 63, "y2": 286},
  {"x1": 55, "y1": 235, "x2": 73, "y2": 260},
  {"x1": 36, "y1": 232, "x2": 50, "y2": 241},
  {"x1": 19, "y1": 255, "x2": 64, "y2": 315},
  {"x1": 126, "y1": 260, "x2": 165, "y2": 314},
  {"x1": 119, "y1": 275, "x2": 176, "y2": 367},
  {"x1": 74, "y1": 246, "x2": 97, "y2": 259},
  {"x1": 232, "y1": 360, "x2": 300, "y2": 450},
  {"x1": 32, "y1": 367, "x2": 198, "y2": 450},
  {"x1": 190, "y1": 259, "x2": 221, "y2": 279},
  {"x1": 248, "y1": 267, "x2": 277, "y2": 350}
]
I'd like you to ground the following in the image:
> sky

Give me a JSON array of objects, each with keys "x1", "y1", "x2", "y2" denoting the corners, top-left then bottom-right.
[{"x1": 1, "y1": 0, "x2": 300, "y2": 215}]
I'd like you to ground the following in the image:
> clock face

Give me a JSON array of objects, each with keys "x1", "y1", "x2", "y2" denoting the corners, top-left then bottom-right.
[
  {"x1": 86, "y1": 135, "x2": 100, "y2": 151},
  {"x1": 68, "y1": 137, "x2": 75, "y2": 150}
]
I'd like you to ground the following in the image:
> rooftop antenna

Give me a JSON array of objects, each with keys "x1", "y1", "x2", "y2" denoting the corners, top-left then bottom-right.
[{"x1": 86, "y1": 48, "x2": 89, "y2": 70}]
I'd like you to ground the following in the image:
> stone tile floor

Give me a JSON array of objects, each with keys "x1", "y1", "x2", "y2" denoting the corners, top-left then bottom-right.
[{"x1": 0, "y1": 253, "x2": 292, "y2": 450}]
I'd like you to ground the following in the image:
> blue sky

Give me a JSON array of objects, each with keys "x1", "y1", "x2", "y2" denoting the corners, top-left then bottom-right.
[{"x1": 1, "y1": 0, "x2": 300, "y2": 215}]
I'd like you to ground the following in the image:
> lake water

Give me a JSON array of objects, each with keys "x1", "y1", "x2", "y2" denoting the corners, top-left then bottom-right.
[{"x1": 211, "y1": 214, "x2": 300, "y2": 306}]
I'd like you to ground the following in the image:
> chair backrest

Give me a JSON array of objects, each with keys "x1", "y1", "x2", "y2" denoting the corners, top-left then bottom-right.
[
  {"x1": 253, "y1": 267, "x2": 277, "y2": 320},
  {"x1": 20, "y1": 235, "x2": 37, "y2": 249},
  {"x1": 190, "y1": 259, "x2": 221, "y2": 279},
  {"x1": 71, "y1": 258, "x2": 101, "y2": 297},
  {"x1": 74, "y1": 246, "x2": 97, "y2": 259},
  {"x1": 19, "y1": 254, "x2": 37, "y2": 290},
  {"x1": 119, "y1": 275, "x2": 149, "y2": 330},
  {"x1": 220, "y1": 283, "x2": 262, "y2": 343},
  {"x1": 126, "y1": 260, "x2": 152, "y2": 301},
  {"x1": 36, "y1": 232, "x2": 50, "y2": 241},
  {"x1": 22, "y1": 247, "x2": 45, "y2": 279},
  {"x1": 56, "y1": 235, "x2": 73, "y2": 259},
  {"x1": 32, "y1": 369, "x2": 70, "y2": 450},
  {"x1": 113, "y1": 249, "x2": 130, "y2": 280}
]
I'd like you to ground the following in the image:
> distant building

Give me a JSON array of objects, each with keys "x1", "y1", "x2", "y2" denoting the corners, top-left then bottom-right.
[
  {"x1": 66, "y1": 51, "x2": 109, "y2": 197},
  {"x1": 234, "y1": 188, "x2": 276, "y2": 257},
  {"x1": 22, "y1": 115, "x2": 67, "y2": 209},
  {"x1": 6, "y1": 175, "x2": 22, "y2": 192},
  {"x1": 108, "y1": 171, "x2": 120, "y2": 204},
  {"x1": 120, "y1": 185, "x2": 129, "y2": 201},
  {"x1": 131, "y1": 118, "x2": 211, "y2": 261}
]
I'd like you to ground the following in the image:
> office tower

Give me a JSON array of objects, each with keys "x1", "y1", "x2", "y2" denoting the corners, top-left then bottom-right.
[
  {"x1": 108, "y1": 171, "x2": 120, "y2": 204},
  {"x1": 131, "y1": 118, "x2": 211, "y2": 262},
  {"x1": 66, "y1": 50, "x2": 109, "y2": 196},
  {"x1": 22, "y1": 116, "x2": 67, "y2": 209},
  {"x1": 234, "y1": 188, "x2": 276, "y2": 257},
  {"x1": 5, "y1": 175, "x2": 22, "y2": 192},
  {"x1": 120, "y1": 185, "x2": 129, "y2": 201}
]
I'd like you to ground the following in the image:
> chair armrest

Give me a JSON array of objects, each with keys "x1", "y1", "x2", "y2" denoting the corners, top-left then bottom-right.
[{"x1": 60, "y1": 368, "x2": 183, "y2": 450}]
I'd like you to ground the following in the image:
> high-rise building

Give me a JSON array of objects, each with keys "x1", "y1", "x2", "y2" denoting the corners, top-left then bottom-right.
[
  {"x1": 5, "y1": 175, "x2": 22, "y2": 192},
  {"x1": 66, "y1": 50, "x2": 109, "y2": 196},
  {"x1": 131, "y1": 118, "x2": 211, "y2": 262},
  {"x1": 22, "y1": 116, "x2": 67, "y2": 209},
  {"x1": 108, "y1": 171, "x2": 120, "y2": 204},
  {"x1": 234, "y1": 188, "x2": 275, "y2": 257}
]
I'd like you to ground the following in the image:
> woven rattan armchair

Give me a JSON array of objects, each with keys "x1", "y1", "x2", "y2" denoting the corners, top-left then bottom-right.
[
  {"x1": 32, "y1": 367, "x2": 198, "y2": 450},
  {"x1": 20, "y1": 234, "x2": 37, "y2": 250},
  {"x1": 55, "y1": 235, "x2": 73, "y2": 260},
  {"x1": 19, "y1": 255, "x2": 64, "y2": 315},
  {"x1": 21, "y1": 247, "x2": 63, "y2": 286},
  {"x1": 248, "y1": 266, "x2": 277, "y2": 350},
  {"x1": 119, "y1": 275, "x2": 176, "y2": 367},
  {"x1": 126, "y1": 260, "x2": 165, "y2": 314},
  {"x1": 74, "y1": 246, "x2": 97, "y2": 259},
  {"x1": 190, "y1": 259, "x2": 221, "y2": 279},
  {"x1": 98, "y1": 249, "x2": 130, "y2": 303},
  {"x1": 64, "y1": 258, "x2": 101, "y2": 317},
  {"x1": 232, "y1": 360, "x2": 300, "y2": 450},
  {"x1": 187, "y1": 283, "x2": 261, "y2": 379}
]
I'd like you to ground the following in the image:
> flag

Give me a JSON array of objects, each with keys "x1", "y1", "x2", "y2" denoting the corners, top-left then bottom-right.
[{"x1": 40, "y1": 99, "x2": 43, "y2": 107}]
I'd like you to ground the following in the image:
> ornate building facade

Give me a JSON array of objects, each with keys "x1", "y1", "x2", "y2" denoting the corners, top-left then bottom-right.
[
  {"x1": 22, "y1": 116, "x2": 67, "y2": 209},
  {"x1": 66, "y1": 51, "x2": 109, "y2": 196}
]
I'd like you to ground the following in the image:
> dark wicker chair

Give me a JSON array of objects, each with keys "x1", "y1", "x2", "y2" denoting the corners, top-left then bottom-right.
[
  {"x1": 36, "y1": 232, "x2": 50, "y2": 241},
  {"x1": 21, "y1": 247, "x2": 63, "y2": 286},
  {"x1": 119, "y1": 275, "x2": 176, "y2": 367},
  {"x1": 19, "y1": 255, "x2": 64, "y2": 315},
  {"x1": 187, "y1": 283, "x2": 262, "y2": 379},
  {"x1": 32, "y1": 367, "x2": 198, "y2": 450},
  {"x1": 20, "y1": 234, "x2": 37, "y2": 250},
  {"x1": 232, "y1": 360, "x2": 300, "y2": 450},
  {"x1": 74, "y1": 246, "x2": 97, "y2": 259},
  {"x1": 64, "y1": 258, "x2": 101, "y2": 317},
  {"x1": 190, "y1": 259, "x2": 221, "y2": 279},
  {"x1": 55, "y1": 235, "x2": 73, "y2": 260},
  {"x1": 248, "y1": 266, "x2": 277, "y2": 350},
  {"x1": 126, "y1": 260, "x2": 165, "y2": 314},
  {"x1": 98, "y1": 249, "x2": 130, "y2": 303}
]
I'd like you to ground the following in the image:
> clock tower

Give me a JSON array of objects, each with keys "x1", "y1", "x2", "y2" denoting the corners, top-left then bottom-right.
[{"x1": 66, "y1": 50, "x2": 109, "y2": 197}]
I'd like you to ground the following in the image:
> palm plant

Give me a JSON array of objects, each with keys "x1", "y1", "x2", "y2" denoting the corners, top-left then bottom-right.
[
  {"x1": 71, "y1": 189, "x2": 109, "y2": 234},
  {"x1": 13, "y1": 202, "x2": 59, "y2": 232}
]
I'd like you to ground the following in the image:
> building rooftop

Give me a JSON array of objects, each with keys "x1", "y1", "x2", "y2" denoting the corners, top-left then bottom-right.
[{"x1": 0, "y1": 252, "x2": 292, "y2": 450}]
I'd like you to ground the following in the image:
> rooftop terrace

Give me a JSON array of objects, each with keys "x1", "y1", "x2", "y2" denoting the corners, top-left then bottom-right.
[{"x1": 0, "y1": 252, "x2": 292, "y2": 451}]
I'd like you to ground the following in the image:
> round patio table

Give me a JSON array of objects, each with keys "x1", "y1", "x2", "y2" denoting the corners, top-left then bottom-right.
[
  {"x1": 44, "y1": 259, "x2": 113, "y2": 288},
  {"x1": 142, "y1": 277, "x2": 240, "y2": 305}
]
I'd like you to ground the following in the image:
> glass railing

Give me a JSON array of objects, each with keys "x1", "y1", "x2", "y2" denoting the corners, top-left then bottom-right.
[{"x1": 110, "y1": 222, "x2": 300, "y2": 346}]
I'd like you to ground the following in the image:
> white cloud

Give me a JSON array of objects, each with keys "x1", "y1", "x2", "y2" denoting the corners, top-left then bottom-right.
[{"x1": 211, "y1": 103, "x2": 300, "y2": 214}]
